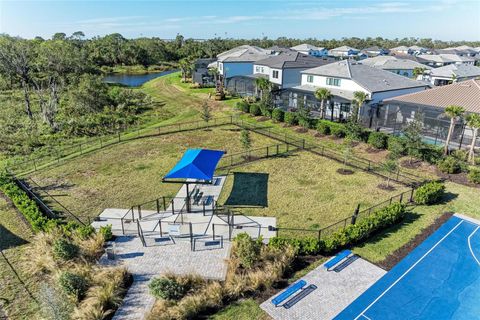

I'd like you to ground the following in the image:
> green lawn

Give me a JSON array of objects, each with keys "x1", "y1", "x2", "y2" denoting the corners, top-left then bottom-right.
[
  {"x1": 353, "y1": 182, "x2": 480, "y2": 262},
  {"x1": 28, "y1": 126, "x2": 278, "y2": 221},
  {"x1": 209, "y1": 299, "x2": 271, "y2": 320},
  {"x1": 218, "y1": 151, "x2": 406, "y2": 230},
  {"x1": 0, "y1": 196, "x2": 41, "y2": 319}
]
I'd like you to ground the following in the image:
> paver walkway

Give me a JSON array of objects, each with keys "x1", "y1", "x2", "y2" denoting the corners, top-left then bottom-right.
[
  {"x1": 261, "y1": 256, "x2": 386, "y2": 320},
  {"x1": 102, "y1": 236, "x2": 231, "y2": 320}
]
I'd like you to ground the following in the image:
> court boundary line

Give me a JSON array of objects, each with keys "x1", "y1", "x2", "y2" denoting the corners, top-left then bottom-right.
[
  {"x1": 354, "y1": 220, "x2": 464, "y2": 320},
  {"x1": 468, "y1": 226, "x2": 480, "y2": 266}
]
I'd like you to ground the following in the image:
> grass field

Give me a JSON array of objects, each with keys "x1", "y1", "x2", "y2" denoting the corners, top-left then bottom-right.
[
  {"x1": 209, "y1": 299, "x2": 271, "y2": 320},
  {"x1": 218, "y1": 151, "x2": 406, "y2": 230},
  {"x1": 28, "y1": 126, "x2": 278, "y2": 221},
  {"x1": 353, "y1": 182, "x2": 480, "y2": 263},
  {"x1": 0, "y1": 196, "x2": 40, "y2": 319}
]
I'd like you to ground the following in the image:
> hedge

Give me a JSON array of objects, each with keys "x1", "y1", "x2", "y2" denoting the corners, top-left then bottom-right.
[
  {"x1": 249, "y1": 103, "x2": 261, "y2": 116},
  {"x1": 437, "y1": 156, "x2": 461, "y2": 174},
  {"x1": 0, "y1": 172, "x2": 54, "y2": 232},
  {"x1": 272, "y1": 108, "x2": 284, "y2": 122},
  {"x1": 316, "y1": 120, "x2": 331, "y2": 135},
  {"x1": 368, "y1": 132, "x2": 389, "y2": 149},
  {"x1": 269, "y1": 202, "x2": 406, "y2": 255},
  {"x1": 413, "y1": 181, "x2": 445, "y2": 205},
  {"x1": 468, "y1": 167, "x2": 480, "y2": 184},
  {"x1": 329, "y1": 122, "x2": 347, "y2": 138},
  {"x1": 284, "y1": 112, "x2": 298, "y2": 125},
  {"x1": 236, "y1": 101, "x2": 250, "y2": 113}
]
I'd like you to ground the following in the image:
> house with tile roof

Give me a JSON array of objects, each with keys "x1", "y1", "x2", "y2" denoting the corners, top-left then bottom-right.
[
  {"x1": 275, "y1": 60, "x2": 429, "y2": 122},
  {"x1": 376, "y1": 80, "x2": 480, "y2": 149}
]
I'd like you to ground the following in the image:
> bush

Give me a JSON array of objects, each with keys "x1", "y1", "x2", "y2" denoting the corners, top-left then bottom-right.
[
  {"x1": 76, "y1": 225, "x2": 95, "y2": 240},
  {"x1": 451, "y1": 150, "x2": 468, "y2": 162},
  {"x1": 259, "y1": 104, "x2": 272, "y2": 118},
  {"x1": 0, "y1": 173, "x2": 52, "y2": 232},
  {"x1": 236, "y1": 101, "x2": 250, "y2": 113},
  {"x1": 99, "y1": 225, "x2": 113, "y2": 241},
  {"x1": 329, "y1": 122, "x2": 346, "y2": 138},
  {"x1": 269, "y1": 203, "x2": 406, "y2": 255},
  {"x1": 298, "y1": 118, "x2": 311, "y2": 129},
  {"x1": 271, "y1": 108, "x2": 284, "y2": 122},
  {"x1": 53, "y1": 239, "x2": 79, "y2": 260},
  {"x1": 414, "y1": 181, "x2": 445, "y2": 205},
  {"x1": 387, "y1": 136, "x2": 407, "y2": 157},
  {"x1": 233, "y1": 233, "x2": 262, "y2": 269},
  {"x1": 249, "y1": 103, "x2": 261, "y2": 116},
  {"x1": 467, "y1": 167, "x2": 480, "y2": 184},
  {"x1": 59, "y1": 272, "x2": 88, "y2": 300},
  {"x1": 149, "y1": 277, "x2": 186, "y2": 300},
  {"x1": 345, "y1": 122, "x2": 366, "y2": 141},
  {"x1": 419, "y1": 145, "x2": 443, "y2": 165},
  {"x1": 316, "y1": 120, "x2": 331, "y2": 135},
  {"x1": 284, "y1": 112, "x2": 297, "y2": 126},
  {"x1": 368, "y1": 132, "x2": 389, "y2": 149},
  {"x1": 437, "y1": 156, "x2": 461, "y2": 174}
]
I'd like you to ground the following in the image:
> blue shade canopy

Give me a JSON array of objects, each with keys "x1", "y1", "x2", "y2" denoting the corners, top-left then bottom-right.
[{"x1": 163, "y1": 149, "x2": 224, "y2": 181}]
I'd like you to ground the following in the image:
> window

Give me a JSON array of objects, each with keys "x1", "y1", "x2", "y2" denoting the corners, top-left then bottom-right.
[
  {"x1": 340, "y1": 103, "x2": 351, "y2": 113},
  {"x1": 272, "y1": 70, "x2": 279, "y2": 79},
  {"x1": 307, "y1": 75, "x2": 314, "y2": 83},
  {"x1": 255, "y1": 66, "x2": 260, "y2": 72},
  {"x1": 326, "y1": 77, "x2": 341, "y2": 86}
]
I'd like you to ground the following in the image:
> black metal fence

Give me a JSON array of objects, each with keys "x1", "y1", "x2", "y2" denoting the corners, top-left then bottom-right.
[
  {"x1": 8, "y1": 116, "x2": 235, "y2": 176},
  {"x1": 269, "y1": 187, "x2": 415, "y2": 240}
]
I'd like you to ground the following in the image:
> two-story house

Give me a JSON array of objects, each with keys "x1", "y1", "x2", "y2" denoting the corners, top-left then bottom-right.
[
  {"x1": 274, "y1": 60, "x2": 429, "y2": 124},
  {"x1": 290, "y1": 44, "x2": 329, "y2": 57},
  {"x1": 215, "y1": 45, "x2": 273, "y2": 78},
  {"x1": 225, "y1": 52, "x2": 335, "y2": 96}
]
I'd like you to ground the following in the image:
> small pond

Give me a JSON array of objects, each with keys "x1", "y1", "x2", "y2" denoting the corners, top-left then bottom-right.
[{"x1": 103, "y1": 69, "x2": 177, "y2": 87}]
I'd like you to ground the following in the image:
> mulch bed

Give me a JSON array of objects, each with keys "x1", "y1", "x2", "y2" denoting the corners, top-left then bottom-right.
[
  {"x1": 256, "y1": 116, "x2": 270, "y2": 122},
  {"x1": 377, "y1": 183, "x2": 396, "y2": 191},
  {"x1": 400, "y1": 159, "x2": 422, "y2": 169},
  {"x1": 337, "y1": 168, "x2": 354, "y2": 175},
  {"x1": 435, "y1": 169, "x2": 480, "y2": 188},
  {"x1": 294, "y1": 127, "x2": 309, "y2": 133},
  {"x1": 376, "y1": 211, "x2": 454, "y2": 270},
  {"x1": 366, "y1": 146, "x2": 382, "y2": 154}
]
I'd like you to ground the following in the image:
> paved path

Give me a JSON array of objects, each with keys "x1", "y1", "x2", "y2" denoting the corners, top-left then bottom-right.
[
  {"x1": 102, "y1": 236, "x2": 230, "y2": 320},
  {"x1": 261, "y1": 256, "x2": 386, "y2": 320}
]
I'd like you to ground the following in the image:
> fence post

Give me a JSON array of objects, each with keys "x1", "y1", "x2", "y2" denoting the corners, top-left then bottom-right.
[
  {"x1": 33, "y1": 159, "x2": 37, "y2": 171},
  {"x1": 159, "y1": 220, "x2": 163, "y2": 236},
  {"x1": 163, "y1": 196, "x2": 166, "y2": 210},
  {"x1": 276, "y1": 144, "x2": 279, "y2": 155},
  {"x1": 396, "y1": 168, "x2": 400, "y2": 181},
  {"x1": 118, "y1": 132, "x2": 121, "y2": 142},
  {"x1": 189, "y1": 222, "x2": 194, "y2": 251},
  {"x1": 389, "y1": 197, "x2": 393, "y2": 205},
  {"x1": 138, "y1": 205, "x2": 142, "y2": 220},
  {"x1": 203, "y1": 202, "x2": 206, "y2": 216},
  {"x1": 318, "y1": 229, "x2": 321, "y2": 241},
  {"x1": 171, "y1": 199, "x2": 175, "y2": 214},
  {"x1": 266, "y1": 146, "x2": 269, "y2": 158},
  {"x1": 79, "y1": 143, "x2": 83, "y2": 155},
  {"x1": 212, "y1": 223, "x2": 215, "y2": 240},
  {"x1": 302, "y1": 139, "x2": 305, "y2": 149},
  {"x1": 156, "y1": 199, "x2": 160, "y2": 213},
  {"x1": 131, "y1": 207, "x2": 134, "y2": 221},
  {"x1": 351, "y1": 204, "x2": 360, "y2": 225},
  {"x1": 368, "y1": 161, "x2": 371, "y2": 171},
  {"x1": 399, "y1": 193, "x2": 404, "y2": 203},
  {"x1": 121, "y1": 218, "x2": 125, "y2": 235},
  {"x1": 409, "y1": 188, "x2": 414, "y2": 203}
]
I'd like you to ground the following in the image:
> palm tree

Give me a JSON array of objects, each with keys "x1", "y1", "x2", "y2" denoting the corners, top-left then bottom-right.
[
  {"x1": 466, "y1": 113, "x2": 480, "y2": 164},
  {"x1": 444, "y1": 105, "x2": 465, "y2": 155},
  {"x1": 208, "y1": 67, "x2": 219, "y2": 85},
  {"x1": 352, "y1": 91, "x2": 368, "y2": 123},
  {"x1": 255, "y1": 77, "x2": 271, "y2": 100},
  {"x1": 314, "y1": 88, "x2": 331, "y2": 119},
  {"x1": 178, "y1": 58, "x2": 190, "y2": 82}
]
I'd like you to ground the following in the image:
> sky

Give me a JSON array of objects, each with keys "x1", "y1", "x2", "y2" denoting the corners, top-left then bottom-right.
[{"x1": 1, "y1": 0, "x2": 479, "y2": 41}]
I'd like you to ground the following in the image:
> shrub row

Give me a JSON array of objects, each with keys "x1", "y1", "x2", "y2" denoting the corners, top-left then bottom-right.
[
  {"x1": 269, "y1": 202, "x2": 407, "y2": 255},
  {"x1": 0, "y1": 172, "x2": 54, "y2": 232},
  {"x1": 413, "y1": 181, "x2": 445, "y2": 205}
]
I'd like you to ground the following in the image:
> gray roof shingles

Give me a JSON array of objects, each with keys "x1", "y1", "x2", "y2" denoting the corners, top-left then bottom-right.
[
  {"x1": 255, "y1": 52, "x2": 333, "y2": 69},
  {"x1": 301, "y1": 60, "x2": 429, "y2": 93}
]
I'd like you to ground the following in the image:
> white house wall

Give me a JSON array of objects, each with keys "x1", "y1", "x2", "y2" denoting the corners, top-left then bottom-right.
[
  {"x1": 371, "y1": 87, "x2": 428, "y2": 104},
  {"x1": 301, "y1": 74, "x2": 370, "y2": 95}
]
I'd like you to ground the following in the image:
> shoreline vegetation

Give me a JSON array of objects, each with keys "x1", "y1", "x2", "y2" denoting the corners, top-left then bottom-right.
[{"x1": 100, "y1": 63, "x2": 178, "y2": 75}]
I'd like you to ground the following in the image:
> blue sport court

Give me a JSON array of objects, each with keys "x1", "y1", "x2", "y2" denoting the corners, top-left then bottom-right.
[{"x1": 335, "y1": 215, "x2": 480, "y2": 320}]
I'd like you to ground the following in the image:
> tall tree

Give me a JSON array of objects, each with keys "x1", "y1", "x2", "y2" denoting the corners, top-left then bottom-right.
[
  {"x1": 466, "y1": 113, "x2": 480, "y2": 164},
  {"x1": 314, "y1": 88, "x2": 331, "y2": 119},
  {"x1": 352, "y1": 91, "x2": 368, "y2": 123},
  {"x1": 404, "y1": 112, "x2": 424, "y2": 164},
  {"x1": 444, "y1": 105, "x2": 465, "y2": 155},
  {"x1": 0, "y1": 35, "x2": 36, "y2": 118}
]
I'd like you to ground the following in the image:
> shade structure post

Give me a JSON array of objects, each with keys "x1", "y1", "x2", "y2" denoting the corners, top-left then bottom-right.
[{"x1": 186, "y1": 183, "x2": 191, "y2": 213}]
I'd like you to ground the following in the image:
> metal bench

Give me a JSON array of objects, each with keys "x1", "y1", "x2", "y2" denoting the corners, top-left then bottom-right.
[
  {"x1": 283, "y1": 284, "x2": 317, "y2": 309},
  {"x1": 271, "y1": 280, "x2": 306, "y2": 307},
  {"x1": 324, "y1": 250, "x2": 352, "y2": 270}
]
